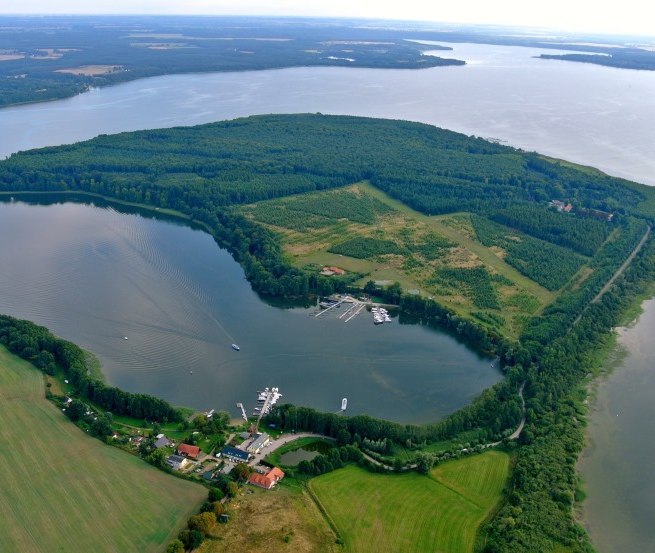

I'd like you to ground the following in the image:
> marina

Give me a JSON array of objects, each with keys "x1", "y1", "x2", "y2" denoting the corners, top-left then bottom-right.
[
  {"x1": 316, "y1": 294, "x2": 393, "y2": 325},
  {"x1": 252, "y1": 387, "x2": 282, "y2": 422}
]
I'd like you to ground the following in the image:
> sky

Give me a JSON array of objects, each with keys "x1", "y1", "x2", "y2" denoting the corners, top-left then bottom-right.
[{"x1": 1, "y1": 0, "x2": 653, "y2": 38}]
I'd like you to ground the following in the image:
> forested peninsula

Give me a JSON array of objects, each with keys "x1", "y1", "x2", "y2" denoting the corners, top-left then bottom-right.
[
  {"x1": 2, "y1": 114, "x2": 655, "y2": 552},
  {"x1": 0, "y1": 15, "x2": 463, "y2": 108}
]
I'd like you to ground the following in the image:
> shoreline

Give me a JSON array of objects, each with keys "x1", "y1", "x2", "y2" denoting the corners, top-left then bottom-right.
[{"x1": 576, "y1": 292, "x2": 655, "y2": 550}]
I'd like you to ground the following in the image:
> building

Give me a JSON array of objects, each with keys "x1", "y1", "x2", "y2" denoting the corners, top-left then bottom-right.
[
  {"x1": 154, "y1": 435, "x2": 172, "y2": 449},
  {"x1": 246, "y1": 433, "x2": 270, "y2": 454},
  {"x1": 549, "y1": 200, "x2": 573, "y2": 213},
  {"x1": 247, "y1": 467, "x2": 285, "y2": 490},
  {"x1": 320, "y1": 266, "x2": 346, "y2": 276},
  {"x1": 166, "y1": 454, "x2": 188, "y2": 470},
  {"x1": 218, "y1": 446, "x2": 250, "y2": 463},
  {"x1": 177, "y1": 443, "x2": 201, "y2": 459},
  {"x1": 266, "y1": 467, "x2": 285, "y2": 483}
]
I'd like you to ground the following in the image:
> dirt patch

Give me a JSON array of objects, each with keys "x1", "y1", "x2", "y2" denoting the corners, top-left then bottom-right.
[
  {"x1": 447, "y1": 247, "x2": 482, "y2": 268},
  {"x1": 490, "y1": 245, "x2": 507, "y2": 259},
  {"x1": 55, "y1": 65, "x2": 124, "y2": 76},
  {"x1": 198, "y1": 485, "x2": 337, "y2": 553}
]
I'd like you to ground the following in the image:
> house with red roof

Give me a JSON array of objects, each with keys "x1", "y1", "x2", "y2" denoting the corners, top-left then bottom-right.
[
  {"x1": 248, "y1": 467, "x2": 285, "y2": 490},
  {"x1": 177, "y1": 443, "x2": 201, "y2": 459}
]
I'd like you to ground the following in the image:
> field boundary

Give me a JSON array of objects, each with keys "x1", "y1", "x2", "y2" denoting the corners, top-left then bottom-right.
[{"x1": 305, "y1": 481, "x2": 343, "y2": 544}]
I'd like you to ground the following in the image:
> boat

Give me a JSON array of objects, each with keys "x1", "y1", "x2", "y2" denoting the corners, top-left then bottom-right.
[
  {"x1": 341, "y1": 398, "x2": 348, "y2": 411},
  {"x1": 231, "y1": 344, "x2": 240, "y2": 351},
  {"x1": 123, "y1": 336, "x2": 128, "y2": 340}
]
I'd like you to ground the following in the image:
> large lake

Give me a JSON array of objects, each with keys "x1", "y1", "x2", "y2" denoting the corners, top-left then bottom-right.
[
  {"x1": 578, "y1": 300, "x2": 655, "y2": 552},
  {"x1": 1, "y1": 43, "x2": 654, "y2": 185},
  {"x1": 0, "y1": 39, "x2": 654, "y2": 547},
  {"x1": 0, "y1": 195, "x2": 498, "y2": 423}
]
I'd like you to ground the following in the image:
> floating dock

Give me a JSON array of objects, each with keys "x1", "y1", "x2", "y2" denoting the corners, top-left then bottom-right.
[{"x1": 252, "y1": 387, "x2": 282, "y2": 422}]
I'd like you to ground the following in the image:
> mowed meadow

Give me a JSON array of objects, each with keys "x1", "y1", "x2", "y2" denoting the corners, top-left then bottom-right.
[
  {"x1": 0, "y1": 346, "x2": 206, "y2": 553},
  {"x1": 309, "y1": 451, "x2": 510, "y2": 553}
]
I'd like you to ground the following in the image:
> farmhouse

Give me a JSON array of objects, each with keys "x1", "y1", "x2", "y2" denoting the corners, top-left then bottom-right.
[
  {"x1": 218, "y1": 446, "x2": 250, "y2": 463},
  {"x1": 246, "y1": 432, "x2": 270, "y2": 454},
  {"x1": 320, "y1": 266, "x2": 346, "y2": 276},
  {"x1": 248, "y1": 466, "x2": 285, "y2": 490},
  {"x1": 166, "y1": 454, "x2": 189, "y2": 470},
  {"x1": 177, "y1": 443, "x2": 201, "y2": 459}
]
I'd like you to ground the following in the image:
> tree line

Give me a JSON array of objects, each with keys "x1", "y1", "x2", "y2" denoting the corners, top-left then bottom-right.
[{"x1": 0, "y1": 315, "x2": 182, "y2": 422}]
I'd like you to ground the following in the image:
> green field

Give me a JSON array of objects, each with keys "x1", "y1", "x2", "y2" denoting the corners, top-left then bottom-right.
[
  {"x1": 309, "y1": 451, "x2": 510, "y2": 553},
  {"x1": 0, "y1": 345, "x2": 206, "y2": 553},
  {"x1": 242, "y1": 182, "x2": 558, "y2": 337}
]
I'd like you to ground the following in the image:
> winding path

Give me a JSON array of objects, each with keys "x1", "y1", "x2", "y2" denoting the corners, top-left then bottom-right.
[{"x1": 270, "y1": 382, "x2": 528, "y2": 472}]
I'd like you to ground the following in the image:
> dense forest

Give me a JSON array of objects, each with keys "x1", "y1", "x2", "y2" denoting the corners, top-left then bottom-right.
[
  {"x1": 2, "y1": 114, "x2": 655, "y2": 552},
  {"x1": 539, "y1": 50, "x2": 655, "y2": 71},
  {"x1": 0, "y1": 15, "x2": 463, "y2": 107},
  {"x1": 1, "y1": 16, "x2": 652, "y2": 108}
]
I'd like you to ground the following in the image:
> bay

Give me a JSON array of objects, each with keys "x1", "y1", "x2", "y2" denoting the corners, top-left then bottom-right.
[{"x1": 0, "y1": 196, "x2": 498, "y2": 423}]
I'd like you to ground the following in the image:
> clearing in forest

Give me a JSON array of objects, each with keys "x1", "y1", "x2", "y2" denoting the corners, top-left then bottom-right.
[{"x1": 242, "y1": 182, "x2": 571, "y2": 337}]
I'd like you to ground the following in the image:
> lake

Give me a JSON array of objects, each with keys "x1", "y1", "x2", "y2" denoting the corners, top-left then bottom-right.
[
  {"x1": 0, "y1": 43, "x2": 654, "y2": 185},
  {"x1": 0, "y1": 39, "x2": 654, "y2": 545},
  {"x1": 0, "y1": 195, "x2": 499, "y2": 423},
  {"x1": 578, "y1": 299, "x2": 655, "y2": 552}
]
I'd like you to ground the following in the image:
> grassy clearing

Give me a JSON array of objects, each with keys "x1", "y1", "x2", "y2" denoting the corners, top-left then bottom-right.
[
  {"x1": 309, "y1": 451, "x2": 510, "y2": 553},
  {"x1": 197, "y1": 481, "x2": 338, "y2": 553},
  {"x1": 242, "y1": 182, "x2": 556, "y2": 337},
  {"x1": 0, "y1": 345, "x2": 206, "y2": 553}
]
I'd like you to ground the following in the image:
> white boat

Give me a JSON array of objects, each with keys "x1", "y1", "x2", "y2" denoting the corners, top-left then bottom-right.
[
  {"x1": 123, "y1": 336, "x2": 128, "y2": 340},
  {"x1": 341, "y1": 398, "x2": 348, "y2": 411},
  {"x1": 231, "y1": 344, "x2": 240, "y2": 351}
]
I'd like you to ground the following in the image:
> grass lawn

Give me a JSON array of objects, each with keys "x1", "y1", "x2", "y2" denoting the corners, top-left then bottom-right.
[
  {"x1": 0, "y1": 345, "x2": 206, "y2": 553},
  {"x1": 309, "y1": 450, "x2": 510, "y2": 553}
]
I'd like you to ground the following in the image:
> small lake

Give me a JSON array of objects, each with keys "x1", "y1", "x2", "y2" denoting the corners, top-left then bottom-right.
[
  {"x1": 0, "y1": 195, "x2": 499, "y2": 423},
  {"x1": 279, "y1": 440, "x2": 333, "y2": 466},
  {"x1": 579, "y1": 298, "x2": 655, "y2": 552}
]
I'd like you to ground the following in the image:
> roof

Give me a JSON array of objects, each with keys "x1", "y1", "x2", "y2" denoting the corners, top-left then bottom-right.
[
  {"x1": 248, "y1": 473, "x2": 274, "y2": 489},
  {"x1": 220, "y1": 446, "x2": 249, "y2": 461},
  {"x1": 167, "y1": 454, "x2": 186, "y2": 464},
  {"x1": 154, "y1": 436, "x2": 172, "y2": 448},
  {"x1": 178, "y1": 443, "x2": 201, "y2": 458},
  {"x1": 248, "y1": 433, "x2": 270, "y2": 451},
  {"x1": 266, "y1": 467, "x2": 285, "y2": 481}
]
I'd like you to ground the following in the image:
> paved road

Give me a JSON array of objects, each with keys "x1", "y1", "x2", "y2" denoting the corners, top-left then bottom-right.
[{"x1": 248, "y1": 432, "x2": 335, "y2": 466}]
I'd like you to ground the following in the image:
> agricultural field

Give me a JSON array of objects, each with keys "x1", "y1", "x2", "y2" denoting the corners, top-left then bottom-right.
[
  {"x1": 242, "y1": 182, "x2": 574, "y2": 337},
  {"x1": 0, "y1": 346, "x2": 206, "y2": 553},
  {"x1": 309, "y1": 450, "x2": 510, "y2": 553},
  {"x1": 197, "y1": 481, "x2": 338, "y2": 553}
]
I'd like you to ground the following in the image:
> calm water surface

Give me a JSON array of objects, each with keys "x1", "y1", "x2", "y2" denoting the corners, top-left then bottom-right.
[
  {"x1": 0, "y1": 197, "x2": 498, "y2": 423},
  {"x1": 0, "y1": 43, "x2": 654, "y2": 185},
  {"x1": 1, "y1": 39, "x2": 654, "y2": 545},
  {"x1": 579, "y1": 299, "x2": 655, "y2": 552}
]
